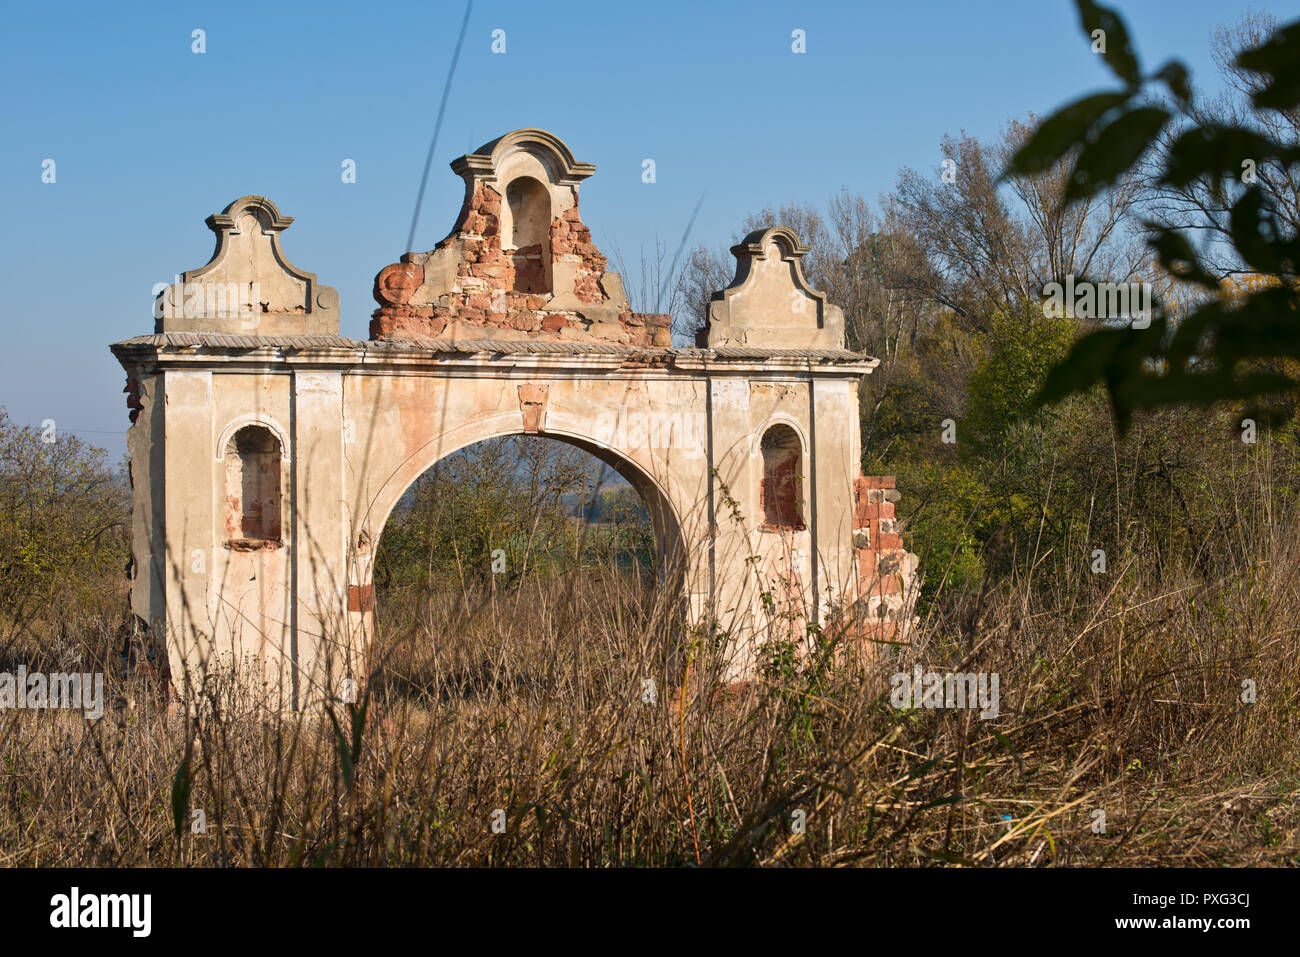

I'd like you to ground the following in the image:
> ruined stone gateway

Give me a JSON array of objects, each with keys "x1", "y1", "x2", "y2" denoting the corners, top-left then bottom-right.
[{"x1": 111, "y1": 129, "x2": 918, "y2": 709}]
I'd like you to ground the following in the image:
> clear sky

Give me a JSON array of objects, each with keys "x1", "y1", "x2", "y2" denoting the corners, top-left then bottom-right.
[{"x1": 2, "y1": 0, "x2": 1297, "y2": 459}]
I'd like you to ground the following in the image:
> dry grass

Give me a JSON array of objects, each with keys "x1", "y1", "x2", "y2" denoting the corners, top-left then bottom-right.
[{"x1": 1, "y1": 509, "x2": 1298, "y2": 867}]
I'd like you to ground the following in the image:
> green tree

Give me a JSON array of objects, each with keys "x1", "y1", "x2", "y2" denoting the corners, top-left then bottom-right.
[
  {"x1": 1007, "y1": 0, "x2": 1300, "y2": 430},
  {"x1": 0, "y1": 409, "x2": 129, "y2": 644},
  {"x1": 964, "y1": 307, "x2": 1078, "y2": 460}
]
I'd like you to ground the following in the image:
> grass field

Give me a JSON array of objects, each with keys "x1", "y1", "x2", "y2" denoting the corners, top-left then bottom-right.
[{"x1": 2, "y1": 506, "x2": 1296, "y2": 867}]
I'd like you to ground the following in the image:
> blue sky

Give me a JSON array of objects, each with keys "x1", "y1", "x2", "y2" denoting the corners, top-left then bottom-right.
[{"x1": 2, "y1": 0, "x2": 1297, "y2": 459}]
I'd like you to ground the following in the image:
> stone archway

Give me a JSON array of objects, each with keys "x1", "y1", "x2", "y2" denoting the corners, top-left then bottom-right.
[
  {"x1": 365, "y1": 425, "x2": 689, "y2": 601},
  {"x1": 111, "y1": 129, "x2": 918, "y2": 709}
]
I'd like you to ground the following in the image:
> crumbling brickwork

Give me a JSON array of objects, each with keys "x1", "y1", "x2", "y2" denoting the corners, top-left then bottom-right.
[
  {"x1": 551, "y1": 198, "x2": 607, "y2": 304},
  {"x1": 370, "y1": 133, "x2": 672, "y2": 347},
  {"x1": 850, "y1": 475, "x2": 919, "y2": 645},
  {"x1": 112, "y1": 128, "x2": 899, "y2": 705},
  {"x1": 124, "y1": 377, "x2": 143, "y2": 423}
]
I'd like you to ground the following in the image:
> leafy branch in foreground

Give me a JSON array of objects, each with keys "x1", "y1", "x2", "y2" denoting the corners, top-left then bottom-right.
[{"x1": 1006, "y1": 0, "x2": 1300, "y2": 432}]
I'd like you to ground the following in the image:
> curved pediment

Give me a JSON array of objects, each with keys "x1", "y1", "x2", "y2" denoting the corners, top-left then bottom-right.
[
  {"x1": 702, "y1": 226, "x2": 845, "y2": 350},
  {"x1": 452, "y1": 129, "x2": 597, "y2": 186},
  {"x1": 155, "y1": 195, "x2": 339, "y2": 336}
]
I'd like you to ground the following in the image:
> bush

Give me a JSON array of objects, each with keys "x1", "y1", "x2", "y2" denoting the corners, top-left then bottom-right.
[{"x1": 0, "y1": 408, "x2": 129, "y2": 649}]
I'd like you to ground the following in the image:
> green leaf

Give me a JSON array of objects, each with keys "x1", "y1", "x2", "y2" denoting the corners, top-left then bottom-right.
[
  {"x1": 1153, "y1": 60, "x2": 1192, "y2": 103},
  {"x1": 1004, "y1": 91, "x2": 1131, "y2": 177},
  {"x1": 917, "y1": 794, "x2": 964, "y2": 811},
  {"x1": 1238, "y1": 404, "x2": 1294, "y2": 431},
  {"x1": 1076, "y1": 0, "x2": 1141, "y2": 88},
  {"x1": 1121, "y1": 369, "x2": 1296, "y2": 409},
  {"x1": 1165, "y1": 302, "x2": 1216, "y2": 368},
  {"x1": 905, "y1": 756, "x2": 941, "y2": 782},
  {"x1": 171, "y1": 750, "x2": 192, "y2": 838},
  {"x1": 1236, "y1": 19, "x2": 1300, "y2": 74},
  {"x1": 1161, "y1": 125, "x2": 1297, "y2": 188},
  {"x1": 311, "y1": 840, "x2": 340, "y2": 868},
  {"x1": 1236, "y1": 20, "x2": 1300, "y2": 111},
  {"x1": 1229, "y1": 186, "x2": 1287, "y2": 276},
  {"x1": 327, "y1": 709, "x2": 354, "y2": 792},
  {"x1": 1035, "y1": 327, "x2": 1131, "y2": 406},
  {"x1": 918, "y1": 847, "x2": 980, "y2": 866},
  {"x1": 993, "y1": 731, "x2": 1027, "y2": 776},
  {"x1": 1144, "y1": 224, "x2": 1220, "y2": 290},
  {"x1": 1065, "y1": 106, "x2": 1169, "y2": 200},
  {"x1": 1224, "y1": 371, "x2": 1298, "y2": 396},
  {"x1": 1213, "y1": 286, "x2": 1300, "y2": 362}
]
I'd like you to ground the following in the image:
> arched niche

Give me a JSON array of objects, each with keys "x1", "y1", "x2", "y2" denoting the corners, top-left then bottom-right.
[
  {"x1": 759, "y1": 424, "x2": 805, "y2": 531},
  {"x1": 502, "y1": 176, "x2": 552, "y2": 294},
  {"x1": 224, "y1": 425, "x2": 284, "y2": 546}
]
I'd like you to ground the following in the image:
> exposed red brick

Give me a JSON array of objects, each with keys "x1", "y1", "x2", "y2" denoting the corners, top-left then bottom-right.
[
  {"x1": 573, "y1": 274, "x2": 603, "y2": 302},
  {"x1": 478, "y1": 185, "x2": 501, "y2": 216},
  {"x1": 124, "y1": 377, "x2": 143, "y2": 424},
  {"x1": 370, "y1": 179, "x2": 656, "y2": 344},
  {"x1": 877, "y1": 532, "x2": 904, "y2": 550},
  {"x1": 841, "y1": 469, "x2": 920, "y2": 657},
  {"x1": 863, "y1": 573, "x2": 902, "y2": 596},
  {"x1": 347, "y1": 583, "x2": 375, "y2": 612},
  {"x1": 760, "y1": 445, "x2": 803, "y2": 529},
  {"x1": 856, "y1": 501, "x2": 885, "y2": 525},
  {"x1": 373, "y1": 263, "x2": 424, "y2": 306}
]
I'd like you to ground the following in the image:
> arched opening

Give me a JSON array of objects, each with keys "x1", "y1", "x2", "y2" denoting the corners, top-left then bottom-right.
[
  {"x1": 224, "y1": 425, "x2": 282, "y2": 546},
  {"x1": 760, "y1": 424, "x2": 804, "y2": 531},
  {"x1": 369, "y1": 433, "x2": 688, "y2": 704},
  {"x1": 503, "y1": 176, "x2": 552, "y2": 294}
]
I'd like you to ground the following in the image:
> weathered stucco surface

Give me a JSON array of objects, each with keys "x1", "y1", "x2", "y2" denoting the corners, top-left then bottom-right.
[
  {"x1": 111, "y1": 129, "x2": 918, "y2": 710},
  {"x1": 154, "y1": 196, "x2": 340, "y2": 337}
]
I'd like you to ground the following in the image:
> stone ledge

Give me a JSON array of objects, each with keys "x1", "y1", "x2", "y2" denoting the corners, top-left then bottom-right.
[{"x1": 111, "y1": 333, "x2": 875, "y2": 364}]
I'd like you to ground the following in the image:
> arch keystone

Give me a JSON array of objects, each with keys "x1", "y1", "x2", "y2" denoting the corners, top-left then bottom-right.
[{"x1": 518, "y1": 383, "x2": 550, "y2": 432}]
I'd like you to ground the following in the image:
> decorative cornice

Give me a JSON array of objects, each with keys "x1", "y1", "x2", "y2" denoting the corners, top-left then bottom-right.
[
  {"x1": 730, "y1": 226, "x2": 811, "y2": 261},
  {"x1": 451, "y1": 128, "x2": 597, "y2": 185},
  {"x1": 204, "y1": 195, "x2": 294, "y2": 235}
]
